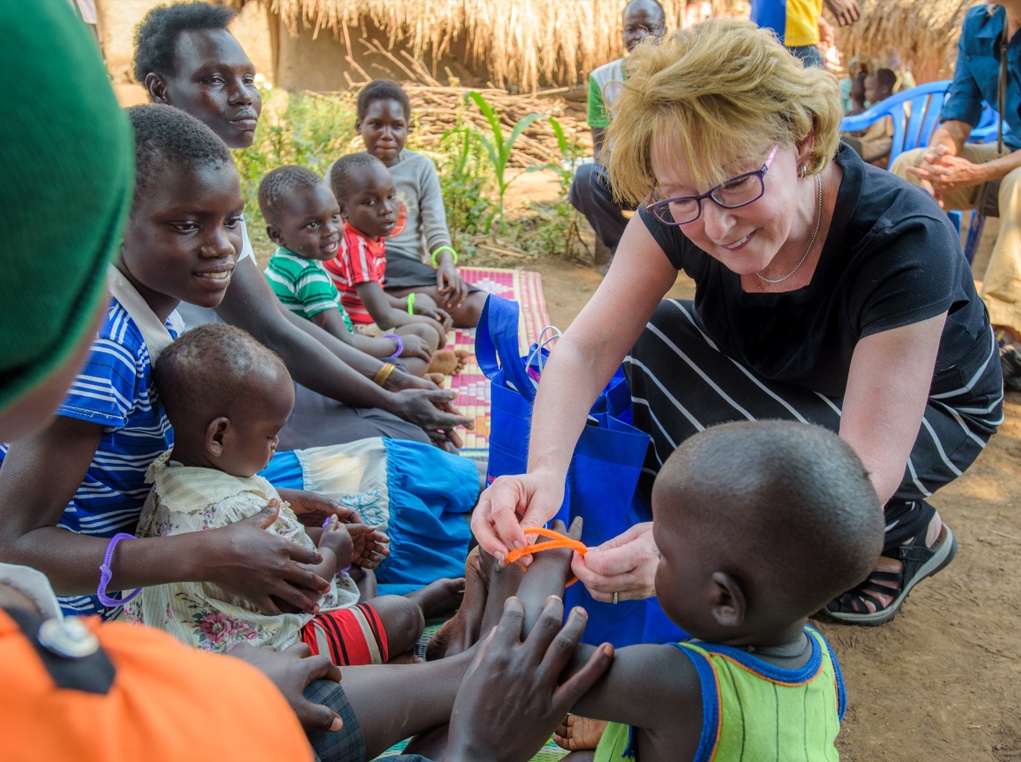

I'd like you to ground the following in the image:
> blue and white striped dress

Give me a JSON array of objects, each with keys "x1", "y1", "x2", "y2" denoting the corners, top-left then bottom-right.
[{"x1": 0, "y1": 297, "x2": 175, "y2": 619}]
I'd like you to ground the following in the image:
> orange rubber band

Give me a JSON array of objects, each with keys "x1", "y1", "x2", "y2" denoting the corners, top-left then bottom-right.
[{"x1": 505, "y1": 527, "x2": 588, "y2": 587}]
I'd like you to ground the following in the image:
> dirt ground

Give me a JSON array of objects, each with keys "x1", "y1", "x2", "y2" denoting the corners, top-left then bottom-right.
[{"x1": 525, "y1": 254, "x2": 1021, "y2": 761}]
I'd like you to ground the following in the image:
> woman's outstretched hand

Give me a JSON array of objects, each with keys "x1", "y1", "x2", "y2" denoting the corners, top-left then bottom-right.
[
  {"x1": 471, "y1": 471, "x2": 566, "y2": 565},
  {"x1": 571, "y1": 521, "x2": 659, "y2": 602},
  {"x1": 202, "y1": 500, "x2": 329, "y2": 615}
]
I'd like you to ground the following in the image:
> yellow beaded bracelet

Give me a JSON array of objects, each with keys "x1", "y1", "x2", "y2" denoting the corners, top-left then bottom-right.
[
  {"x1": 407, "y1": 292, "x2": 416, "y2": 315},
  {"x1": 431, "y1": 246, "x2": 458, "y2": 267}
]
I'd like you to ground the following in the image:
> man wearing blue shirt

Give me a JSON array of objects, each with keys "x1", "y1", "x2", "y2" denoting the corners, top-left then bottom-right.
[{"x1": 892, "y1": 2, "x2": 1021, "y2": 387}]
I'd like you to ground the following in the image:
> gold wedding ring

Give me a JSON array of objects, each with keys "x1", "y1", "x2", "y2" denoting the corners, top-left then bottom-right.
[{"x1": 612, "y1": 591, "x2": 619, "y2": 604}]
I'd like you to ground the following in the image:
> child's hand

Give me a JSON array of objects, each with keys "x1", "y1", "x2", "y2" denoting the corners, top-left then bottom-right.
[
  {"x1": 412, "y1": 292, "x2": 454, "y2": 331},
  {"x1": 318, "y1": 515, "x2": 354, "y2": 569},
  {"x1": 435, "y1": 260, "x2": 468, "y2": 309},
  {"x1": 346, "y1": 523, "x2": 391, "y2": 569},
  {"x1": 398, "y1": 333, "x2": 433, "y2": 362}
]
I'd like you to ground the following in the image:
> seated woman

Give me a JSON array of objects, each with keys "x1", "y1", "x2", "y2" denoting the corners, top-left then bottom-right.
[{"x1": 473, "y1": 17, "x2": 1003, "y2": 627}]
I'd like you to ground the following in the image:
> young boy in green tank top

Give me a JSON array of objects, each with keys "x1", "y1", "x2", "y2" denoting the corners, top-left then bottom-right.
[{"x1": 510, "y1": 420, "x2": 885, "y2": 761}]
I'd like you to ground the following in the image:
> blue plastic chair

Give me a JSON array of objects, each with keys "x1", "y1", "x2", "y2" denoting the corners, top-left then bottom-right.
[{"x1": 840, "y1": 80, "x2": 951, "y2": 169}]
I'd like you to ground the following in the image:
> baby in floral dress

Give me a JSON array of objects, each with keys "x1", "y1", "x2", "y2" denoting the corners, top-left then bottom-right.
[{"x1": 128, "y1": 323, "x2": 429, "y2": 665}]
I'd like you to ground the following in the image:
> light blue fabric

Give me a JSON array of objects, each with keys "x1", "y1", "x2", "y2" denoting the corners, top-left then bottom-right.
[
  {"x1": 375, "y1": 439, "x2": 477, "y2": 594},
  {"x1": 259, "y1": 441, "x2": 478, "y2": 595}
]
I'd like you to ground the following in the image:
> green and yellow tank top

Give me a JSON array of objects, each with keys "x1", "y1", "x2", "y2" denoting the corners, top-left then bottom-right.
[{"x1": 595, "y1": 626, "x2": 846, "y2": 761}]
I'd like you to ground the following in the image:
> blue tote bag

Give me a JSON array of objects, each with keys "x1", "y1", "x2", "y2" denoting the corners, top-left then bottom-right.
[{"x1": 477, "y1": 295, "x2": 686, "y2": 648}]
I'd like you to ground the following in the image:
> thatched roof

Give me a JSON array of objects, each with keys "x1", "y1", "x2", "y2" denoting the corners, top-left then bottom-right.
[
  {"x1": 834, "y1": 0, "x2": 979, "y2": 81},
  {"x1": 249, "y1": 0, "x2": 746, "y2": 92}
]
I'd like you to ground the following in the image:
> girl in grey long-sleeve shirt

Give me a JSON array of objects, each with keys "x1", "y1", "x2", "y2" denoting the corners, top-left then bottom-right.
[{"x1": 355, "y1": 80, "x2": 485, "y2": 327}]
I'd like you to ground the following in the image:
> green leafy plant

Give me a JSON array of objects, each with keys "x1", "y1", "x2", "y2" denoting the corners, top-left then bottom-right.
[{"x1": 464, "y1": 90, "x2": 547, "y2": 234}]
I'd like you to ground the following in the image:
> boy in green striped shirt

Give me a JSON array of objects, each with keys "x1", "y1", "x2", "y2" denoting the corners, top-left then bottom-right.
[{"x1": 260, "y1": 166, "x2": 462, "y2": 379}]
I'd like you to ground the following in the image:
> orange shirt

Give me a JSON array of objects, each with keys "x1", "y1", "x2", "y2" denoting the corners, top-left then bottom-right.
[{"x1": 1, "y1": 609, "x2": 313, "y2": 761}]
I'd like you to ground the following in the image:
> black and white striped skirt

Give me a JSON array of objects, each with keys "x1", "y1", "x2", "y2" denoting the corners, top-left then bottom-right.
[{"x1": 624, "y1": 300, "x2": 1004, "y2": 506}]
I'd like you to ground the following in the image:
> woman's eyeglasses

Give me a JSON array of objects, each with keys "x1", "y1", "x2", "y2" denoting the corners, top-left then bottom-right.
[{"x1": 647, "y1": 143, "x2": 780, "y2": 226}]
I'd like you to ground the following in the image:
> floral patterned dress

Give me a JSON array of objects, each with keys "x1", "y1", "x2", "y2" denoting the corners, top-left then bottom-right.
[{"x1": 126, "y1": 453, "x2": 360, "y2": 652}]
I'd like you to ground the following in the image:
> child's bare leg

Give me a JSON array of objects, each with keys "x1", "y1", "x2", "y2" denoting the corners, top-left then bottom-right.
[
  {"x1": 337, "y1": 649, "x2": 475, "y2": 759},
  {"x1": 410, "y1": 285, "x2": 486, "y2": 328},
  {"x1": 426, "y1": 545, "x2": 523, "y2": 659},
  {"x1": 404, "y1": 577, "x2": 465, "y2": 620},
  {"x1": 427, "y1": 348, "x2": 469, "y2": 376},
  {"x1": 368, "y1": 594, "x2": 424, "y2": 659},
  {"x1": 350, "y1": 567, "x2": 377, "y2": 600},
  {"x1": 426, "y1": 548, "x2": 489, "y2": 660}
]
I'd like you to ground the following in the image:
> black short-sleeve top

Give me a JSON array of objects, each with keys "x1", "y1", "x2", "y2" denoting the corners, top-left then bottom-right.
[{"x1": 638, "y1": 144, "x2": 991, "y2": 399}]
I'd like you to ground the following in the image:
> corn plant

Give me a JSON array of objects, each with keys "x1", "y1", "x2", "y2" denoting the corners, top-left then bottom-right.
[{"x1": 464, "y1": 90, "x2": 548, "y2": 234}]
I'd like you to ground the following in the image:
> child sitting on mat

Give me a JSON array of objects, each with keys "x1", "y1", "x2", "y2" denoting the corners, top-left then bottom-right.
[
  {"x1": 324, "y1": 153, "x2": 452, "y2": 349},
  {"x1": 129, "y1": 323, "x2": 461, "y2": 665},
  {"x1": 351, "y1": 79, "x2": 487, "y2": 327},
  {"x1": 444, "y1": 420, "x2": 883, "y2": 761},
  {"x1": 259, "y1": 165, "x2": 464, "y2": 379}
]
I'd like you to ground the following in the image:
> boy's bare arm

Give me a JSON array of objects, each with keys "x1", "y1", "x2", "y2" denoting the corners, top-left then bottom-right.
[
  {"x1": 356, "y1": 280, "x2": 409, "y2": 330},
  {"x1": 311, "y1": 307, "x2": 398, "y2": 358},
  {"x1": 512, "y1": 518, "x2": 704, "y2": 760},
  {"x1": 566, "y1": 642, "x2": 704, "y2": 760}
]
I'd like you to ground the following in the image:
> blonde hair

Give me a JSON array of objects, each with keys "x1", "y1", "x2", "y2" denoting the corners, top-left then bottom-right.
[{"x1": 606, "y1": 17, "x2": 842, "y2": 204}]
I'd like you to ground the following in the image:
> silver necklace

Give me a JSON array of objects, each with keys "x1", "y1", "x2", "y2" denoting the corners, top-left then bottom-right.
[{"x1": 754, "y1": 173, "x2": 823, "y2": 285}]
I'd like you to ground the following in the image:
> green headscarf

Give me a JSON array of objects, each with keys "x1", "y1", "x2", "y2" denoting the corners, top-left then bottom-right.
[{"x1": 0, "y1": 0, "x2": 134, "y2": 414}]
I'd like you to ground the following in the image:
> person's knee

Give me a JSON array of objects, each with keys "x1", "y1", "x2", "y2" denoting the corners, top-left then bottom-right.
[
  {"x1": 460, "y1": 291, "x2": 487, "y2": 327},
  {"x1": 569, "y1": 163, "x2": 598, "y2": 209},
  {"x1": 890, "y1": 147, "x2": 927, "y2": 180},
  {"x1": 998, "y1": 164, "x2": 1021, "y2": 209},
  {"x1": 373, "y1": 595, "x2": 424, "y2": 656},
  {"x1": 404, "y1": 322, "x2": 440, "y2": 351}
]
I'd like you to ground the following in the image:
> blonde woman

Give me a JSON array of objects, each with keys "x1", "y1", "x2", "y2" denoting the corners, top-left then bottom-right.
[{"x1": 474, "y1": 18, "x2": 1003, "y2": 626}]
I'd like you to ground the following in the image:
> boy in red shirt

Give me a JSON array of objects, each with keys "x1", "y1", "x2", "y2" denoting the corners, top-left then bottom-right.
[{"x1": 325, "y1": 154, "x2": 451, "y2": 347}]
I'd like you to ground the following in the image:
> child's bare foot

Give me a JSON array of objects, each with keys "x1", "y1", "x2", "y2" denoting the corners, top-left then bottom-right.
[
  {"x1": 554, "y1": 715, "x2": 609, "y2": 752},
  {"x1": 427, "y1": 348, "x2": 470, "y2": 376},
  {"x1": 426, "y1": 548, "x2": 491, "y2": 660},
  {"x1": 405, "y1": 577, "x2": 465, "y2": 620},
  {"x1": 425, "y1": 372, "x2": 446, "y2": 386}
]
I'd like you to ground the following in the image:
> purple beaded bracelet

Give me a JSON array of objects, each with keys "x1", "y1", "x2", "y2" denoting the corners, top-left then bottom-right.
[
  {"x1": 97, "y1": 533, "x2": 143, "y2": 607},
  {"x1": 382, "y1": 333, "x2": 403, "y2": 359}
]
